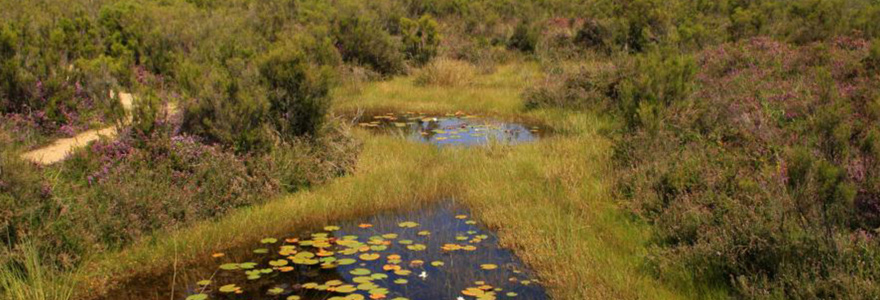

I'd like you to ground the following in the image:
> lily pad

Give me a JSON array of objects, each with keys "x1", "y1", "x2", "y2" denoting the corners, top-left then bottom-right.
[
  {"x1": 185, "y1": 294, "x2": 208, "y2": 300},
  {"x1": 398, "y1": 221, "x2": 419, "y2": 228},
  {"x1": 359, "y1": 253, "x2": 380, "y2": 261},
  {"x1": 218, "y1": 284, "x2": 239, "y2": 293},
  {"x1": 350, "y1": 268, "x2": 371, "y2": 276}
]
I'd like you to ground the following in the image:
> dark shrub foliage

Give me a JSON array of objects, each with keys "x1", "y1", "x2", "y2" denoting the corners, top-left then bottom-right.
[
  {"x1": 334, "y1": 15, "x2": 406, "y2": 75},
  {"x1": 260, "y1": 45, "x2": 333, "y2": 138},
  {"x1": 574, "y1": 19, "x2": 613, "y2": 53},
  {"x1": 508, "y1": 20, "x2": 538, "y2": 53}
]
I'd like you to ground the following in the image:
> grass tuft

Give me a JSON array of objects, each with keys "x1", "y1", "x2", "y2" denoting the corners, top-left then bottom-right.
[{"x1": 0, "y1": 243, "x2": 76, "y2": 300}]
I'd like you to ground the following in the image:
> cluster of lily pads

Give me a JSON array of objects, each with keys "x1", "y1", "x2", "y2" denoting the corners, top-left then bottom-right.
[
  {"x1": 357, "y1": 112, "x2": 541, "y2": 146},
  {"x1": 185, "y1": 212, "x2": 542, "y2": 300}
]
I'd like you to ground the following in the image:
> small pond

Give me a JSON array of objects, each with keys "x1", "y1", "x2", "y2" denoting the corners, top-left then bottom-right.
[
  {"x1": 357, "y1": 112, "x2": 545, "y2": 146},
  {"x1": 107, "y1": 202, "x2": 548, "y2": 300}
]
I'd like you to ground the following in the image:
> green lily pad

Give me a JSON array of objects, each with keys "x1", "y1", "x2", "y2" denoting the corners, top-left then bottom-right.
[
  {"x1": 350, "y1": 268, "x2": 371, "y2": 275},
  {"x1": 239, "y1": 262, "x2": 257, "y2": 269},
  {"x1": 219, "y1": 284, "x2": 238, "y2": 293},
  {"x1": 398, "y1": 221, "x2": 419, "y2": 228},
  {"x1": 359, "y1": 253, "x2": 380, "y2": 261},
  {"x1": 335, "y1": 284, "x2": 357, "y2": 293},
  {"x1": 268, "y1": 287, "x2": 284, "y2": 295},
  {"x1": 269, "y1": 259, "x2": 288, "y2": 267},
  {"x1": 185, "y1": 294, "x2": 208, "y2": 300},
  {"x1": 261, "y1": 237, "x2": 278, "y2": 244},
  {"x1": 406, "y1": 244, "x2": 427, "y2": 251}
]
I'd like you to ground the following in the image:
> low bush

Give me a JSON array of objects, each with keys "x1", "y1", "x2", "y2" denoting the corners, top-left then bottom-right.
[
  {"x1": 333, "y1": 14, "x2": 406, "y2": 76},
  {"x1": 508, "y1": 20, "x2": 538, "y2": 53},
  {"x1": 523, "y1": 62, "x2": 620, "y2": 110},
  {"x1": 400, "y1": 15, "x2": 441, "y2": 65}
]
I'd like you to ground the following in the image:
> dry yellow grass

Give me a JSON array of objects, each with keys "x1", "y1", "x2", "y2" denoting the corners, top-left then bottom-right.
[{"x1": 414, "y1": 58, "x2": 477, "y2": 87}]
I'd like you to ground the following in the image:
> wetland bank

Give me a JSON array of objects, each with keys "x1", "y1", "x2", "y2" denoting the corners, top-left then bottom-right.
[{"x1": 5, "y1": 0, "x2": 879, "y2": 299}]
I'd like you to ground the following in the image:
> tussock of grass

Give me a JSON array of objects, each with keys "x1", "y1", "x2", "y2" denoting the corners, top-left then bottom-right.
[
  {"x1": 414, "y1": 58, "x2": 477, "y2": 87},
  {"x1": 0, "y1": 243, "x2": 76, "y2": 300}
]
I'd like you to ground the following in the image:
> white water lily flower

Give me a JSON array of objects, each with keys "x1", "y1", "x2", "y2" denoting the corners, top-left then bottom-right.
[{"x1": 419, "y1": 271, "x2": 428, "y2": 279}]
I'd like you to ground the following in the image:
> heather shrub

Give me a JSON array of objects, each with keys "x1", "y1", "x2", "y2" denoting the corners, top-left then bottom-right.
[
  {"x1": 0, "y1": 132, "x2": 58, "y2": 266},
  {"x1": 610, "y1": 39, "x2": 880, "y2": 298}
]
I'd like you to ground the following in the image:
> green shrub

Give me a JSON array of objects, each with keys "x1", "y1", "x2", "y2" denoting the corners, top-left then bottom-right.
[
  {"x1": 616, "y1": 51, "x2": 696, "y2": 129},
  {"x1": 867, "y1": 39, "x2": 880, "y2": 73},
  {"x1": 400, "y1": 15, "x2": 441, "y2": 65},
  {"x1": 0, "y1": 24, "x2": 25, "y2": 113},
  {"x1": 260, "y1": 44, "x2": 333, "y2": 138},
  {"x1": 0, "y1": 132, "x2": 58, "y2": 266},
  {"x1": 507, "y1": 20, "x2": 538, "y2": 53},
  {"x1": 333, "y1": 14, "x2": 405, "y2": 75},
  {"x1": 616, "y1": 0, "x2": 671, "y2": 52},
  {"x1": 574, "y1": 19, "x2": 613, "y2": 53},
  {"x1": 181, "y1": 65, "x2": 270, "y2": 152},
  {"x1": 786, "y1": 0, "x2": 845, "y2": 44},
  {"x1": 98, "y1": 1, "x2": 144, "y2": 68},
  {"x1": 729, "y1": 7, "x2": 762, "y2": 41},
  {"x1": 523, "y1": 63, "x2": 620, "y2": 110}
]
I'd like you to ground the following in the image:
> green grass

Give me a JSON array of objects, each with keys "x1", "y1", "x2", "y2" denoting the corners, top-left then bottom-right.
[
  {"x1": 55, "y1": 61, "x2": 699, "y2": 299},
  {"x1": 0, "y1": 243, "x2": 77, "y2": 300},
  {"x1": 332, "y1": 62, "x2": 538, "y2": 117}
]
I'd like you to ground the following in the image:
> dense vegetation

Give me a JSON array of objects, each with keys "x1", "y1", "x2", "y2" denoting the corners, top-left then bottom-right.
[
  {"x1": 2, "y1": 0, "x2": 880, "y2": 299},
  {"x1": 519, "y1": 1, "x2": 880, "y2": 298}
]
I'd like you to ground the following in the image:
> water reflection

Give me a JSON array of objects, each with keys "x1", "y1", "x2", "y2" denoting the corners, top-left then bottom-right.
[
  {"x1": 358, "y1": 112, "x2": 544, "y2": 146},
  {"x1": 180, "y1": 202, "x2": 549, "y2": 300}
]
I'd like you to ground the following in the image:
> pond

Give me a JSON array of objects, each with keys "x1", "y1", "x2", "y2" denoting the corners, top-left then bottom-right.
[
  {"x1": 356, "y1": 112, "x2": 545, "y2": 146},
  {"x1": 106, "y1": 202, "x2": 548, "y2": 300}
]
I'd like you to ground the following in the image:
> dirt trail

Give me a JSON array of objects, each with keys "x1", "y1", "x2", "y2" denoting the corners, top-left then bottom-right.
[{"x1": 21, "y1": 92, "x2": 134, "y2": 165}]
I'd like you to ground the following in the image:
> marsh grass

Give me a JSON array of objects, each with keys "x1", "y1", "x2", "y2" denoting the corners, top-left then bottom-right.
[
  {"x1": 414, "y1": 58, "x2": 477, "y2": 87},
  {"x1": 69, "y1": 63, "x2": 706, "y2": 299},
  {"x1": 0, "y1": 243, "x2": 77, "y2": 300}
]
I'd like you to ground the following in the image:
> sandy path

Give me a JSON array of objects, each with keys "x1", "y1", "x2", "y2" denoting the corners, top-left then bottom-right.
[{"x1": 21, "y1": 92, "x2": 134, "y2": 165}]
